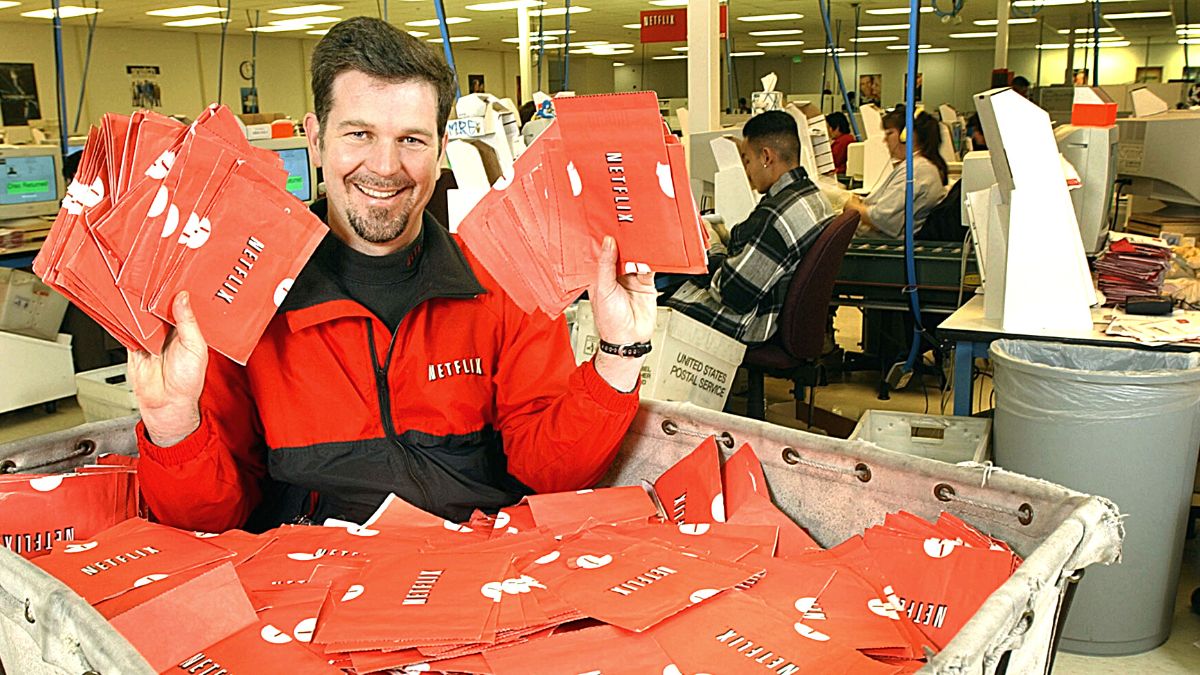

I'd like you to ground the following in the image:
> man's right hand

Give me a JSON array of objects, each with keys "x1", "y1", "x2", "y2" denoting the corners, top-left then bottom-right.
[{"x1": 129, "y1": 291, "x2": 208, "y2": 448}]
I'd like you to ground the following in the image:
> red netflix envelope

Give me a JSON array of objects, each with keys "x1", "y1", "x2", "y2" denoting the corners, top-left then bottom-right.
[
  {"x1": 34, "y1": 518, "x2": 234, "y2": 604},
  {"x1": 107, "y1": 561, "x2": 257, "y2": 673},
  {"x1": 0, "y1": 471, "x2": 138, "y2": 559},
  {"x1": 532, "y1": 531, "x2": 763, "y2": 632},
  {"x1": 653, "y1": 436, "x2": 725, "y2": 524},
  {"x1": 722, "y1": 443, "x2": 770, "y2": 519},
  {"x1": 725, "y1": 491, "x2": 823, "y2": 557},
  {"x1": 523, "y1": 486, "x2": 659, "y2": 532},
  {"x1": 313, "y1": 550, "x2": 515, "y2": 648},
  {"x1": 166, "y1": 617, "x2": 343, "y2": 674},
  {"x1": 646, "y1": 591, "x2": 905, "y2": 674}
]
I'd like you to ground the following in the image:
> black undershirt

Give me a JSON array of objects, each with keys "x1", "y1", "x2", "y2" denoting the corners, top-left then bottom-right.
[{"x1": 323, "y1": 227, "x2": 426, "y2": 331}]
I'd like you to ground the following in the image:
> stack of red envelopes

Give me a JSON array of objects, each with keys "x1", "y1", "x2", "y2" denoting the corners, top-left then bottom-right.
[
  {"x1": 1094, "y1": 234, "x2": 1172, "y2": 306},
  {"x1": 457, "y1": 91, "x2": 709, "y2": 318},
  {"x1": 33, "y1": 105, "x2": 328, "y2": 364},
  {"x1": 0, "y1": 454, "x2": 139, "y2": 560},
  {"x1": 32, "y1": 437, "x2": 1022, "y2": 674}
]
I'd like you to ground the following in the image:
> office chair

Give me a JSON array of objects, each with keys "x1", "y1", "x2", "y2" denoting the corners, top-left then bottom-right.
[{"x1": 741, "y1": 210, "x2": 861, "y2": 422}]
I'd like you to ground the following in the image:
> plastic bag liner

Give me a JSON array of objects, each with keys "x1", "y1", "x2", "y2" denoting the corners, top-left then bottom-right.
[{"x1": 989, "y1": 339, "x2": 1200, "y2": 420}]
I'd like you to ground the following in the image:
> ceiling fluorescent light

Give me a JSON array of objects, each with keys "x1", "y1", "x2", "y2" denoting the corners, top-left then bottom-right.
[
  {"x1": 465, "y1": 1, "x2": 543, "y2": 11},
  {"x1": 749, "y1": 29, "x2": 802, "y2": 36},
  {"x1": 850, "y1": 36, "x2": 899, "y2": 42},
  {"x1": 613, "y1": 62, "x2": 625, "y2": 67},
  {"x1": 802, "y1": 47, "x2": 845, "y2": 53},
  {"x1": 407, "y1": 17, "x2": 470, "y2": 26},
  {"x1": 652, "y1": 54, "x2": 689, "y2": 60},
  {"x1": 649, "y1": 0, "x2": 689, "y2": 6},
  {"x1": 887, "y1": 43, "x2": 930, "y2": 50},
  {"x1": 428, "y1": 36, "x2": 481, "y2": 43},
  {"x1": 269, "y1": 5, "x2": 343, "y2": 15},
  {"x1": 147, "y1": 6, "x2": 225, "y2": 17},
  {"x1": 920, "y1": 47, "x2": 950, "y2": 53},
  {"x1": 307, "y1": 29, "x2": 330, "y2": 35},
  {"x1": 0, "y1": 0, "x2": 18, "y2": 8},
  {"x1": 866, "y1": 6, "x2": 933, "y2": 14},
  {"x1": 974, "y1": 18, "x2": 1038, "y2": 25},
  {"x1": 248, "y1": 25, "x2": 307, "y2": 32},
  {"x1": 21, "y1": 6, "x2": 102, "y2": 19},
  {"x1": 1179, "y1": 38, "x2": 1200, "y2": 45},
  {"x1": 502, "y1": 35, "x2": 558, "y2": 42},
  {"x1": 530, "y1": 6, "x2": 589, "y2": 15},
  {"x1": 731, "y1": 51, "x2": 766, "y2": 57},
  {"x1": 1103, "y1": 11, "x2": 1172, "y2": 19},
  {"x1": 950, "y1": 31, "x2": 998, "y2": 38},
  {"x1": 1059, "y1": 27, "x2": 1116, "y2": 33},
  {"x1": 858, "y1": 23, "x2": 909, "y2": 31},
  {"x1": 164, "y1": 17, "x2": 230, "y2": 27},
  {"x1": 672, "y1": 46, "x2": 688, "y2": 51},
  {"x1": 757, "y1": 40, "x2": 805, "y2": 47},
  {"x1": 738, "y1": 13, "x2": 804, "y2": 22},
  {"x1": 407, "y1": 30, "x2": 429, "y2": 37},
  {"x1": 623, "y1": 23, "x2": 641, "y2": 29}
]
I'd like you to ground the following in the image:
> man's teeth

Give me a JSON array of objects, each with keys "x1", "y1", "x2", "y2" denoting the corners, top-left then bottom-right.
[{"x1": 358, "y1": 185, "x2": 401, "y2": 199}]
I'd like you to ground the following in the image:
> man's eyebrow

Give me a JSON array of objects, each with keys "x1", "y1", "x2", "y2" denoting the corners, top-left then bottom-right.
[{"x1": 335, "y1": 119, "x2": 434, "y2": 137}]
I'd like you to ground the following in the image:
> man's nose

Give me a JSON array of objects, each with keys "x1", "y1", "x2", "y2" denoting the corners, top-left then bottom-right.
[{"x1": 365, "y1": 140, "x2": 403, "y2": 178}]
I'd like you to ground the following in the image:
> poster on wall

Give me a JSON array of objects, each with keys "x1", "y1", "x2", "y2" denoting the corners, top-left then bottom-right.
[
  {"x1": 0, "y1": 63, "x2": 41, "y2": 125},
  {"x1": 859, "y1": 74, "x2": 882, "y2": 107},
  {"x1": 1134, "y1": 66, "x2": 1163, "y2": 84},
  {"x1": 1072, "y1": 69, "x2": 1090, "y2": 86},
  {"x1": 904, "y1": 72, "x2": 923, "y2": 102},
  {"x1": 240, "y1": 87, "x2": 260, "y2": 115},
  {"x1": 468, "y1": 74, "x2": 486, "y2": 94},
  {"x1": 127, "y1": 65, "x2": 163, "y2": 109}
]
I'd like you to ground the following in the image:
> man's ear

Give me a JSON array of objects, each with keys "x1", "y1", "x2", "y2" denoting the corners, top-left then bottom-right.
[
  {"x1": 302, "y1": 113, "x2": 322, "y2": 168},
  {"x1": 439, "y1": 132, "x2": 449, "y2": 162}
]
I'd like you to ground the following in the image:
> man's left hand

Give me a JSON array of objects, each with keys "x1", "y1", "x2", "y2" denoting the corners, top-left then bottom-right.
[{"x1": 589, "y1": 236, "x2": 656, "y2": 393}]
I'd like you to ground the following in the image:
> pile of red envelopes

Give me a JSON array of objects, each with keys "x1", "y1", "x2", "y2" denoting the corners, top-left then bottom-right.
[
  {"x1": 0, "y1": 454, "x2": 139, "y2": 560},
  {"x1": 1094, "y1": 234, "x2": 1171, "y2": 306},
  {"x1": 33, "y1": 105, "x2": 328, "y2": 364},
  {"x1": 31, "y1": 439, "x2": 1020, "y2": 674},
  {"x1": 457, "y1": 92, "x2": 709, "y2": 318}
]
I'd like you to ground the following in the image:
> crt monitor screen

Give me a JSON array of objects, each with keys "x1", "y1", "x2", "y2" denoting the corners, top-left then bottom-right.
[
  {"x1": 0, "y1": 154, "x2": 57, "y2": 207},
  {"x1": 275, "y1": 147, "x2": 312, "y2": 202}
]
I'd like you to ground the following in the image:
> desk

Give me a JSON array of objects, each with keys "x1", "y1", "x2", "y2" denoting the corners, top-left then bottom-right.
[
  {"x1": 938, "y1": 295, "x2": 1200, "y2": 415},
  {"x1": 0, "y1": 242, "x2": 41, "y2": 269}
]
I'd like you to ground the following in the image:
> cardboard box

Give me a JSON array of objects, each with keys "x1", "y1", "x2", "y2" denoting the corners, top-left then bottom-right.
[
  {"x1": 75, "y1": 364, "x2": 139, "y2": 422},
  {"x1": 572, "y1": 301, "x2": 746, "y2": 411},
  {"x1": 0, "y1": 268, "x2": 69, "y2": 341},
  {"x1": 850, "y1": 410, "x2": 991, "y2": 464}
]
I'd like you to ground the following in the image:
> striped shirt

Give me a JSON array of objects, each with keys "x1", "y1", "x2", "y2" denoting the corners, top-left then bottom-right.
[{"x1": 666, "y1": 168, "x2": 835, "y2": 344}]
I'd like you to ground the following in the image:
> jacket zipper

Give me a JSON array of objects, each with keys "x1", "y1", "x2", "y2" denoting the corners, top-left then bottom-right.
[{"x1": 366, "y1": 320, "x2": 434, "y2": 511}]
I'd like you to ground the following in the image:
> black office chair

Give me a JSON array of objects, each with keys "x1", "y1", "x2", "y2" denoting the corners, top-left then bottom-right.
[{"x1": 741, "y1": 210, "x2": 861, "y2": 422}]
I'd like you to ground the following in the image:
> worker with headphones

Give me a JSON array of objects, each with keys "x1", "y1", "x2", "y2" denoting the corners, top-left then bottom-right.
[{"x1": 843, "y1": 106, "x2": 948, "y2": 238}]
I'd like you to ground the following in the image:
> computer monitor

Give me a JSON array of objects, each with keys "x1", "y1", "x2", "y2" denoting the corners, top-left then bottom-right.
[
  {"x1": 1116, "y1": 111, "x2": 1200, "y2": 208},
  {"x1": 0, "y1": 144, "x2": 64, "y2": 221},
  {"x1": 249, "y1": 136, "x2": 318, "y2": 204},
  {"x1": 1054, "y1": 124, "x2": 1119, "y2": 255}
]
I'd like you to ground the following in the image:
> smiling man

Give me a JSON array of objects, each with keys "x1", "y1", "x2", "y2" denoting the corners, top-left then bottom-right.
[{"x1": 129, "y1": 17, "x2": 657, "y2": 533}]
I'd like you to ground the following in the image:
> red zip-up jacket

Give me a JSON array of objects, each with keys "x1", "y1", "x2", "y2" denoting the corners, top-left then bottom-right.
[{"x1": 136, "y1": 214, "x2": 640, "y2": 533}]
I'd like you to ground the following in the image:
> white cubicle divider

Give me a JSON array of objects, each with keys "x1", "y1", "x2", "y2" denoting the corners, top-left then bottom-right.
[
  {"x1": 974, "y1": 88, "x2": 1095, "y2": 336},
  {"x1": 710, "y1": 136, "x2": 758, "y2": 227},
  {"x1": 858, "y1": 104, "x2": 891, "y2": 192},
  {"x1": 445, "y1": 140, "x2": 492, "y2": 233}
]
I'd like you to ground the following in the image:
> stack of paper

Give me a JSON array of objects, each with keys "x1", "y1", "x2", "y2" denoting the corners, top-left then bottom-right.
[
  {"x1": 456, "y1": 91, "x2": 708, "y2": 318},
  {"x1": 1094, "y1": 233, "x2": 1172, "y2": 306},
  {"x1": 33, "y1": 105, "x2": 328, "y2": 364},
  {"x1": 29, "y1": 434, "x2": 1028, "y2": 673}
]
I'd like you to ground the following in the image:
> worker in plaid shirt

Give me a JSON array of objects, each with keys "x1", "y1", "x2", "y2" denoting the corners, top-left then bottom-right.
[{"x1": 666, "y1": 111, "x2": 835, "y2": 343}]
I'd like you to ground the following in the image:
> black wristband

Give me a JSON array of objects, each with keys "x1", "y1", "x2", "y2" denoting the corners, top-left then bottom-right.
[{"x1": 598, "y1": 340, "x2": 653, "y2": 358}]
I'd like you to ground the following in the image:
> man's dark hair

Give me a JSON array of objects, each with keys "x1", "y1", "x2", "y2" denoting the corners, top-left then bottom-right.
[
  {"x1": 311, "y1": 17, "x2": 458, "y2": 139},
  {"x1": 826, "y1": 111, "x2": 851, "y2": 135},
  {"x1": 742, "y1": 110, "x2": 800, "y2": 164},
  {"x1": 1012, "y1": 75, "x2": 1030, "y2": 88},
  {"x1": 518, "y1": 100, "x2": 536, "y2": 127}
]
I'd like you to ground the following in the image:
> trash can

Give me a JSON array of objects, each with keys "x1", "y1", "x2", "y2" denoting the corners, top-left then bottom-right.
[{"x1": 990, "y1": 339, "x2": 1200, "y2": 656}]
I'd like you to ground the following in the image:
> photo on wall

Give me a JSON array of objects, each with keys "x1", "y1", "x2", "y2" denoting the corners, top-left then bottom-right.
[
  {"x1": 859, "y1": 74, "x2": 882, "y2": 106},
  {"x1": 1135, "y1": 66, "x2": 1163, "y2": 84},
  {"x1": 127, "y1": 65, "x2": 163, "y2": 109},
  {"x1": 468, "y1": 74, "x2": 486, "y2": 94},
  {"x1": 1072, "y1": 69, "x2": 1090, "y2": 86},
  {"x1": 0, "y1": 63, "x2": 41, "y2": 125}
]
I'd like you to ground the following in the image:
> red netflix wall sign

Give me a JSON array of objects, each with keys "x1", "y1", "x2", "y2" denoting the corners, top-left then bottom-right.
[{"x1": 639, "y1": 7, "x2": 728, "y2": 44}]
